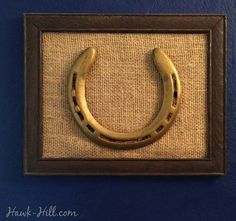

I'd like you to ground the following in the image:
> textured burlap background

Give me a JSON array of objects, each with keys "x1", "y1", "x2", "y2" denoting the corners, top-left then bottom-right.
[{"x1": 41, "y1": 32, "x2": 208, "y2": 159}]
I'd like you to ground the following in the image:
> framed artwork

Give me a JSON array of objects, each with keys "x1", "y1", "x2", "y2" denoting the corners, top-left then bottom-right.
[{"x1": 24, "y1": 14, "x2": 226, "y2": 175}]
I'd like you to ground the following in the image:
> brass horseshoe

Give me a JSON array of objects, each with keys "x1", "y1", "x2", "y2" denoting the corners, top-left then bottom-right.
[{"x1": 68, "y1": 48, "x2": 181, "y2": 149}]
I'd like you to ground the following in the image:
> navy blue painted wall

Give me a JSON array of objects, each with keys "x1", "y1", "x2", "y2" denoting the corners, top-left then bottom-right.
[{"x1": 0, "y1": 1, "x2": 235, "y2": 220}]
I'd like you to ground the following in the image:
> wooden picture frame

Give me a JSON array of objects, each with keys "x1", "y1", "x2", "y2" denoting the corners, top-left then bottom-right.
[{"x1": 24, "y1": 14, "x2": 226, "y2": 175}]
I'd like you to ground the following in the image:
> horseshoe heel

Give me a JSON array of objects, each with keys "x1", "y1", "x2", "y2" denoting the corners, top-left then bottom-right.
[{"x1": 68, "y1": 47, "x2": 181, "y2": 149}]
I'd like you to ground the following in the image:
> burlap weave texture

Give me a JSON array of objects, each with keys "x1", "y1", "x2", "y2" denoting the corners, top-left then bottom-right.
[{"x1": 42, "y1": 32, "x2": 208, "y2": 159}]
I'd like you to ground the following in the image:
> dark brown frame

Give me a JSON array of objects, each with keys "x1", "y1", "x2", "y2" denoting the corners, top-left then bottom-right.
[{"x1": 24, "y1": 14, "x2": 226, "y2": 175}]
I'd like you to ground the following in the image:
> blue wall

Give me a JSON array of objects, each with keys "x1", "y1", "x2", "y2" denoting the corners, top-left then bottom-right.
[{"x1": 0, "y1": 1, "x2": 235, "y2": 220}]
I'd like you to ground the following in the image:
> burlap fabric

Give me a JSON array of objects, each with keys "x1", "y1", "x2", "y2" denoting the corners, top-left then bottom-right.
[{"x1": 41, "y1": 33, "x2": 208, "y2": 159}]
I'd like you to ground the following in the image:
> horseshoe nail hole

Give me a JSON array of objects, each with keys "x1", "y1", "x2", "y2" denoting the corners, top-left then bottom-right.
[
  {"x1": 86, "y1": 124, "x2": 95, "y2": 133},
  {"x1": 167, "y1": 112, "x2": 173, "y2": 121},
  {"x1": 77, "y1": 111, "x2": 84, "y2": 121},
  {"x1": 72, "y1": 73, "x2": 77, "y2": 89},
  {"x1": 99, "y1": 135, "x2": 141, "y2": 143},
  {"x1": 156, "y1": 125, "x2": 164, "y2": 133},
  {"x1": 174, "y1": 91, "x2": 177, "y2": 98},
  {"x1": 172, "y1": 91, "x2": 178, "y2": 107},
  {"x1": 172, "y1": 74, "x2": 177, "y2": 91},
  {"x1": 99, "y1": 135, "x2": 119, "y2": 143},
  {"x1": 72, "y1": 96, "x2": 78, "y2": 105},
  {"x1": 141, "y1": 135, "x2": 152, "y2": 140}
]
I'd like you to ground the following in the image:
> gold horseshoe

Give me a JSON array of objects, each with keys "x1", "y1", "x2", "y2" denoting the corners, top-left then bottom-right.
[{"x1": 68, "y1": 47, "x2": 181, "y2": 149}]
